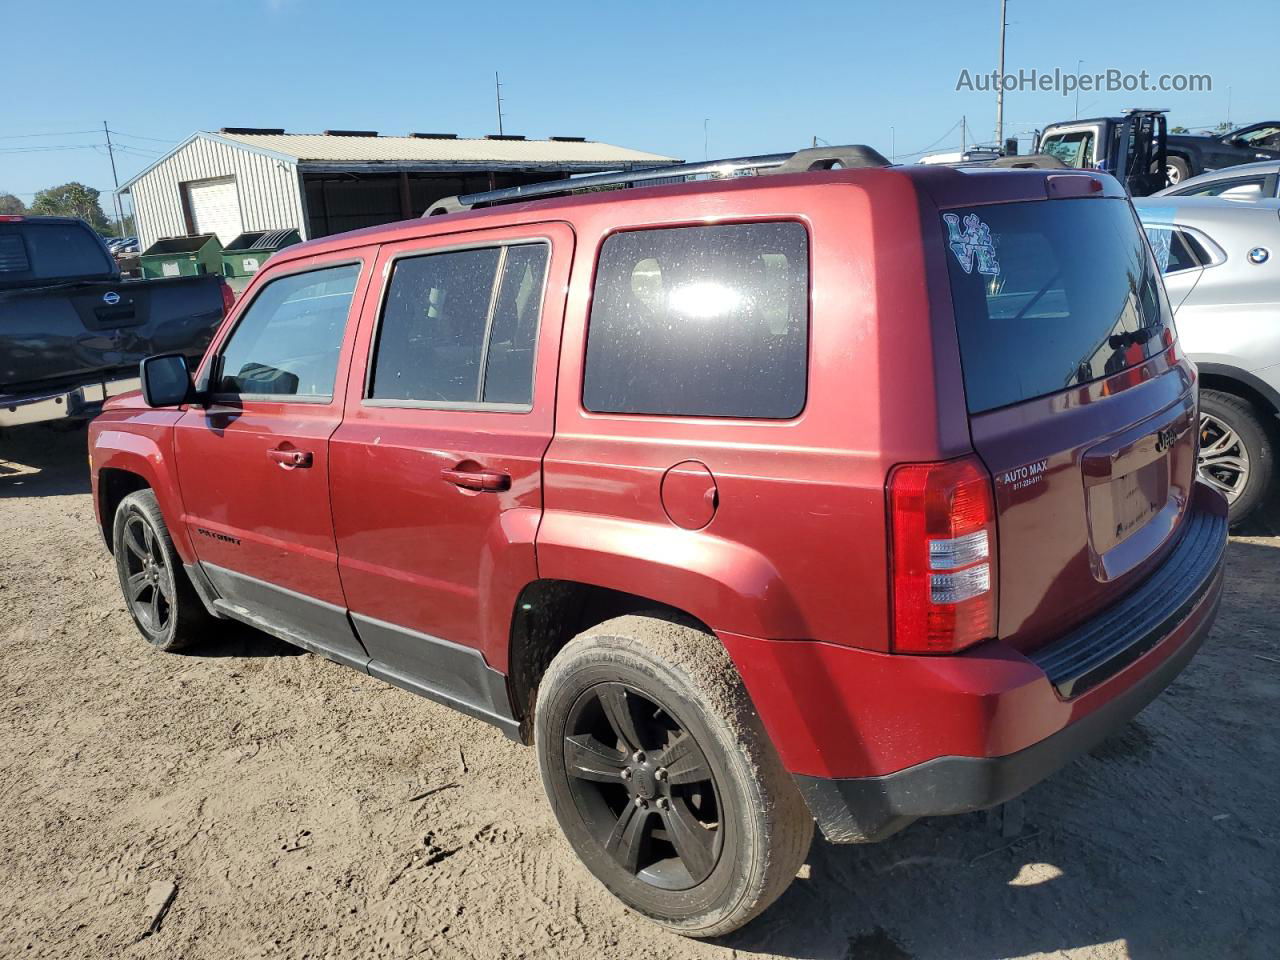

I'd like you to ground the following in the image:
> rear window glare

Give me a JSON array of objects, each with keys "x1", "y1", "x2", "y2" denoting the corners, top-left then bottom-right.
[
  {"x1": 583, "y1": 222, "x2": 809, "y2": 419},
  {"x1": 943, "y1": 198, "x2": 1171, "y2": 414}
]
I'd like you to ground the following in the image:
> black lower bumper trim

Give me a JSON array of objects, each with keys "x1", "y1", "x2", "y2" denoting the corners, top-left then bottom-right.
[{"x1": 795, "y1": 572, "x2": 1222, "y2": 843}]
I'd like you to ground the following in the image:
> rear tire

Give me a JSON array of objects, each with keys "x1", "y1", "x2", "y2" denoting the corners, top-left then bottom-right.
[
  {"x1": 112, "y1": 489, "x2": 214, "y2": 652},
  {"x1": 1198, "y1": 390, "x2": 1274, "y2": 526},
  {"x1": 534, "y1": 614, "x2": 813, "y2": 938},
  {"x1": 1166, "y1": 156, "x2": 1191, "y2": 186}
]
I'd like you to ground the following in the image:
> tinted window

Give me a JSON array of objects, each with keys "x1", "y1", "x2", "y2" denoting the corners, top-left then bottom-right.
[
  {"x1": 583, "y1": 222, "x2": 808, "y2": 419},
  {"x1": 369, "y1": 243, "x2": 548, "y2": 406},
  {"x1": 484, "y1": 244, "x2": 548, "y2": 404},
  {"x1": 1184, "y1": 178, "x2": 1265, "y2": 200},
  {"x1": 944, "y1": 199, "x2": 1170, "y2": 413},
  {"x1": 215, "y1": 263, "x2": 360, "y2": 398},
  {"x1": 0, "y1": 222, "x2": 113, "y2": 283}
]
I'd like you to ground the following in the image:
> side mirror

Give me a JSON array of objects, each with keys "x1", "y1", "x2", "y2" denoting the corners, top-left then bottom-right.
[{"x1": 139, "y1": 353, "x2": 195, "y2": 407}]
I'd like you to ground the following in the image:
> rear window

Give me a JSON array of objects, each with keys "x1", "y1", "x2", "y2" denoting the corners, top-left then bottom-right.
[
  {"x1": 583, "y1": 222, "x2": 809, "y2": 419},
  {"x1": 0, "y1": 222, "x2": 113, "y2": 283},
  {"x1": 943, "y1": 198, "x2": 1170, "y2": 414}
]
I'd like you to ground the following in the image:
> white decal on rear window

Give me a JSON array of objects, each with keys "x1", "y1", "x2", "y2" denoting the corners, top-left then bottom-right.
[{"x1": 943, "y1": 213, "x2": 1001, "y2": 276}]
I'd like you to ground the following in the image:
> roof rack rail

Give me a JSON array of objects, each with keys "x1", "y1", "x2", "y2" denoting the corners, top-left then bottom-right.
[{"x1": 423, "y1": 144, "x2": 891, "y2": 216}]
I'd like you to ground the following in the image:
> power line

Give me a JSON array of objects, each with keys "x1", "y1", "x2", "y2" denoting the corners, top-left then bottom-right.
[
  {"x1": 108, "y1": 129, "x2": 178, "y2": 144},
  {"x1": 0, "y1": 144, "x2": 103, "y2": 154},
  {"x1": 0, "y1": 129, "x2": 100, "y2": 140},
  {"x1": 895, "y1": 120, "x2": 964, "y2": 159}
]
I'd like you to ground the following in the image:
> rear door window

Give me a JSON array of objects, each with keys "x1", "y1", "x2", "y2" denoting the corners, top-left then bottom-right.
[
  {"x1": 943, "y1": 198, "x2": 1170, "y2": 413},
  {"x1": 367, "y1": 242, "x2": 549, "y2": 407},
  {"x1": 583, "y1": 222, "x2": 809, "y2": 419}
]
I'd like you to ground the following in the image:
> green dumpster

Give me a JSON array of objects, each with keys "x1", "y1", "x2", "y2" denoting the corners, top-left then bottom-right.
[
  {"x1": 220, "y1": 229, "x2": 302, "y2": 278},
  {"x1": 139, "y1": 234, "x2": 223, "y2": 279}
]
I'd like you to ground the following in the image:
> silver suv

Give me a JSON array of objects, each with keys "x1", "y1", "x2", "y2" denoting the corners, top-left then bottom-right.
[{"x1": 1135, "y1": 196, "x2": 1280, "y2": 523}]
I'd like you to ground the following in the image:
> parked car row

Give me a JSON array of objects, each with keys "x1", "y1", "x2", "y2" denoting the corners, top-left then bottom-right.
[
  {"x1": 106, "y1": 235, "x2": 139, "y2": 254},
  {"x1": 88, "y1": 149, "x2": 1229, "y2": 937}
]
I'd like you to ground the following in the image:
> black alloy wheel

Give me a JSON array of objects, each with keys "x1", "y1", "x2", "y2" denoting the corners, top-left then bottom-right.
[{"x1": 562, "y1": 681, "x2": 722, "y2": 890}]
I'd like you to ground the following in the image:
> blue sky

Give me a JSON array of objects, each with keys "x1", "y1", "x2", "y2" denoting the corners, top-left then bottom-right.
[{"x1": 3, "y1": 0, "x2": 1276, "y2": 220}]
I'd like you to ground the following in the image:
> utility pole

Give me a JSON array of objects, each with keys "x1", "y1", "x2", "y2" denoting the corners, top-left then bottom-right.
[
  {"x1": 494, "y1": 72, "x2": 505, "y2": 136},
  {"x1": 704, "y1": 118, "x2": 710, "y2": 160},
  {"x1": 961, "y1": 115, "x2": 967, "y2": 154},
  {"x1": 103, "y1": 121, "x2": 125, "y2": 236},
  {"x1": 1074, "y1": 59, "x2": 1083, "y2": 119},
  {"x1": 994, "y1": 0, "x2": 1007, "y2": 146},
  {"x1": 890, "y1": 126, "x2": 895, "y2": 160}
]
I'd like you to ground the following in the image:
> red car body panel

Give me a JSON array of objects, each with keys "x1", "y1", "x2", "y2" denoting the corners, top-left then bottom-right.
[
  {"x1": 328, "y1": 223, "x2": 575, "y2": 672},
  {"x1": 88, "y1": 163, "x2": 1227, "y2": 838},
  {"x1": 722, "y1": 488, "x2": 1225, "y2": 780}
]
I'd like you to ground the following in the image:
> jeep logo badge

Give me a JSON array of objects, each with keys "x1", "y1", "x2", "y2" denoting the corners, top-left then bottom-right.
[
  {"x1": 1155, "y1": 425, "x2": 1177, "y2": 453},
  {"x1": 102, "y1": 291, "x2": 121, "y2": 306}
]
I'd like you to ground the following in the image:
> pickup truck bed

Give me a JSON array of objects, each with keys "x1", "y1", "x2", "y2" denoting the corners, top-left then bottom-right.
[{"x1": 1, "y1": 216, "x2": 231, "y2": 427}]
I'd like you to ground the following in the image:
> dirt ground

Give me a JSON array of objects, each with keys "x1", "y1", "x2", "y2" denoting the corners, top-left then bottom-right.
[{"x1": 1, "y1": 425, "x2": 1277, "y2": 960}]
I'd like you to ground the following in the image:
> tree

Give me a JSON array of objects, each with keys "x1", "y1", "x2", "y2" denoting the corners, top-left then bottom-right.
[
  {"x1": 97, "y1": 214, "x2": 135, "y2": 238},
  {"x1": 30, "y1": 182, "x2": 110, "y2": 230},
  {"x1": 1170, "y1": 125, "x2": 1189, "y2": 134},
  {"x1": 0, "y1": 192, "x2": 26, "y2": 216}
]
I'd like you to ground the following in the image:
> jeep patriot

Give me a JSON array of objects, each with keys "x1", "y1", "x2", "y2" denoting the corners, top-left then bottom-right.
[{"x1": 88, "y1": 146, "x2": 1228, "y2": 936}]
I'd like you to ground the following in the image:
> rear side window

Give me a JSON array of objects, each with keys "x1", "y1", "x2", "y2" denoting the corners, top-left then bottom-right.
[
  {"x1": 215, "y1": 263, "x2": 360, "y2": 399},
  {"x1": 944, "y1": 199, "x2": 1170, "y2": 414},
  {"x1": 1143, "y1": 225, "x2": 1208, "y2": 274},
  {"x1": 1178, "y1": 177, "x2": 1265, "y2": 200},
  {"x1": 583, "y1": 222, "x2": 808, "y2": 419},
  {"x1": 0, "y1": 222, "x2": 113, "y2": 283},
  {"x1": 368, "y1": 242, "x2": 549, "y2": 407}
]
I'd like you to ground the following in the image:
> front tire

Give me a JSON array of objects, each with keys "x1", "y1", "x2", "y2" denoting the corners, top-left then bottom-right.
[
  {"x1": 534, "y1": 614, "x2": 813, "y2": 937},
  {"x1": 112, "y1": 489, "x2": 213, "y2": 651},
  {"x1": 1198, "y1": 390, "x2": 1275, "y2": 526}
]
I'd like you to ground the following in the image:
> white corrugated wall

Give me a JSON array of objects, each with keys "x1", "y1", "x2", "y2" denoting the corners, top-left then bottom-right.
[{"x1": 127, "y1": 135, "x2": 306, "y2": 251}]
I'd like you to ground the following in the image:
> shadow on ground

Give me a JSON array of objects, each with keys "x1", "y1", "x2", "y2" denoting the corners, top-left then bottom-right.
[
  {"x1": 719, "y1": 537, "x2": 1280, "y2": 960},
  {"x1": 0, "y1": 423, "x2": 92, "y2": 498}
]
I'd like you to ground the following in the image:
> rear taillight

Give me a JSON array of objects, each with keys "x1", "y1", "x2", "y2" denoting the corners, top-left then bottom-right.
[
  {"x1": 888, "y1": 456, "x2": 998, "y2": 654},
  {"x1": 219, "y1": 279, "x2": 236, "y2": 316}
]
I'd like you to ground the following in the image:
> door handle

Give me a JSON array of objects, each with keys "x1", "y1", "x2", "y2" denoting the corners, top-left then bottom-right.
[
  {"x1": 441, "y1": 466, "x2": 510, "y2": 492},
  {"x1": 268, "y1": 447, "x2": 313, "y2": 468}
]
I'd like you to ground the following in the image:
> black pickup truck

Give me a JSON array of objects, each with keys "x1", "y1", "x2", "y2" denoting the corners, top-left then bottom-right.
[
  {"x1": 1037, "y1": 114, "x2": 1280, "y2": 193},
  {"x1": 1, "y1": 216, "x2": 231, "y2": 428}
]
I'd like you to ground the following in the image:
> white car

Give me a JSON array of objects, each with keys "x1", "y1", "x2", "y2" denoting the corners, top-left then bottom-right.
[{"x1": 1135, "y1": 196, "x2": 1280, "y2": 524}]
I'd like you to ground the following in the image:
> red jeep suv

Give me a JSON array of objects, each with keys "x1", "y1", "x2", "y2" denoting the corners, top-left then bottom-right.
[{"x1": 89, "y1": 146, "x2": 1227, "y2": 936}]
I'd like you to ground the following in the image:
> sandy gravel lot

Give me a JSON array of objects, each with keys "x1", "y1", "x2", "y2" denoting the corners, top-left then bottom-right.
[{"x1": 2, "y1": 425, "x2": 1278, "y2": 960}]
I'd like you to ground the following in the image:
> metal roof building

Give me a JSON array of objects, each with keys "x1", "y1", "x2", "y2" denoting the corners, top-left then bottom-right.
[{"x1": 119, "y1": 128, "x2": 677, "y2": 251}]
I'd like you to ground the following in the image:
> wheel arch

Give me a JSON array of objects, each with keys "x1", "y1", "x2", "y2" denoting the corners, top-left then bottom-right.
[
  {"x1": 97, "y1": 467, "x2": 151, "y2": 550},
  {"x1": 506, "y1": 579, "x2": 717, "y2": 744},
  {"x1": 1197, "y1": 363, "x2": 1280, "y2": 421},
  {"x1": 91, "y1": 426, "x2": 192, "y2": 561}
]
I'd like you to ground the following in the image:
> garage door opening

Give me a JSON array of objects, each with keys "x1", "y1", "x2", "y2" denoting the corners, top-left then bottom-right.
[{"x1": 182, "y1": 177, "x2": 244, "y2": 246}]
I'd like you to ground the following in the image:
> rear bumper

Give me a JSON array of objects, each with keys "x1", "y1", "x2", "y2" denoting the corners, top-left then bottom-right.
[
  {"x1": 721, "y1": 483, "x2": 1228, "y2": 843},
  {"x1": 0, "y1": 375, "x2": 140, "y2": 427}
]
